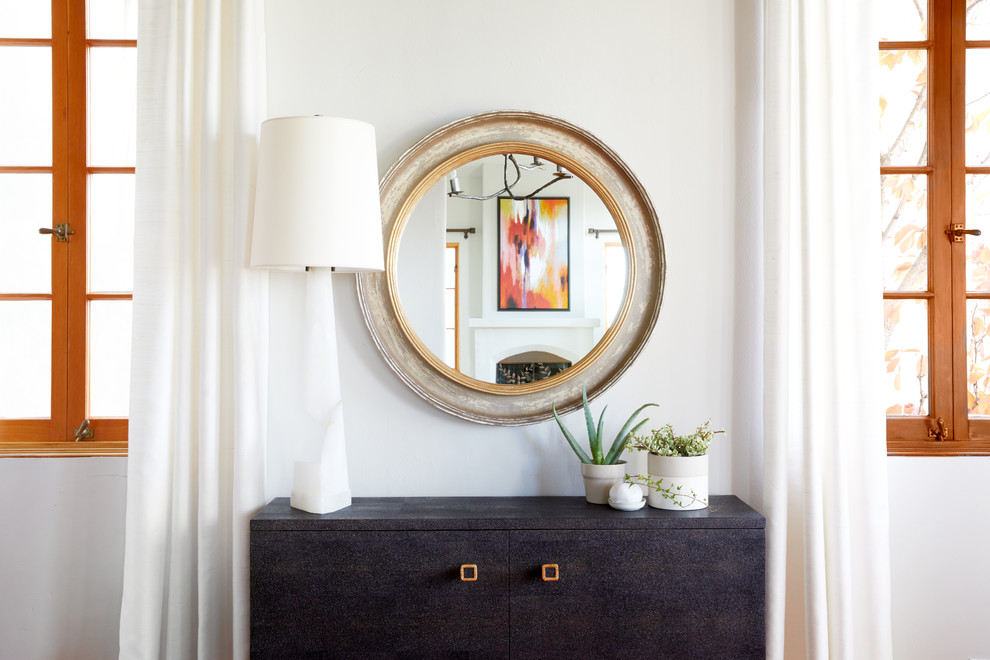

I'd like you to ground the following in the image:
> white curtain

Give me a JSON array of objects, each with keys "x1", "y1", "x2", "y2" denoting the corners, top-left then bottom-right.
[
  {"x1": 119, "y1": 0, "x2": 267, "y2": 658},
  {"x1": 763, "y1": 0, "x2": 893, "y2": 658}
]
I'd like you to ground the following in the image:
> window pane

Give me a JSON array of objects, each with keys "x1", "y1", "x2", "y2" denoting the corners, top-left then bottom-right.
[
  {"x1": 967, "y1": 49, "x2": 990, "y2": 167},
  {"x1": 968, "y1": 175, "x2": 990, "y2": 290},
  {"x1": 88, "y1": 0, "x2": 138, "y2": 39},
  {"x1": 0, "y1": 174, "x2": 52, "y2": 294},
  {"x1": 884, "y1": 299, "x2": 929, "y2": 416},
  {"x1": 0, "y1": 0, "x2": 50, "y2": 38},
  {"x1": 879, "y1": 0, "x2": 927, "y2": 42},
  {"x1": 0, "y1": 47, "x2": 52, "y2": 166},
  {"x1": 968, "y1": 300, "x2": 990, "y2": 416},
  {"x1": 89, "y1": 173, "x2": 134, "y2": 292},
  {"x1": 879, "y1": 50, "x2": 928, "y2": 167},
  {"x1": 969, "y1": 0, "x2": 990, "y2": 40},
  {"x1": 88, "y1": 47, "x2": 136, "y2": 167},
  {"x1": 881, "y1": 174, "x2": 928, "y2": 292},
  {"x1": 0, "y1": 301, "x2": 51, "y2": 417},
  {"x1": 89, "y1": 300, "x2": 131, "y2": 417}
]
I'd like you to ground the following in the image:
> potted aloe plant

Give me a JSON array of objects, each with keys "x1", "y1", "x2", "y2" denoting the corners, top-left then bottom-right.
[
  {"x1": 553, "y1": 386, "x2": 657, "y2": 504},
  {"x1": 625, "y1": 420, "x2": 724, "y2": 510}
]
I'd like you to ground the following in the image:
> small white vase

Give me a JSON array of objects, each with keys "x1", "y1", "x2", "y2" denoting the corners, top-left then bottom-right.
[
  {"x1": 580, "y1": 461, "x2": 627, "y2": 504},
  {"x1": 646, "y1": 454, "x2": 708, "y2": 510}
]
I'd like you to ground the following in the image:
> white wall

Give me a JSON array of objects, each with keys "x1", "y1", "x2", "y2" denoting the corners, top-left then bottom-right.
[
  {"x1": 264, "y1": 0, "x2": 763, "y2": 504},
  {"x1": 888, "y1": 458, "x2": 990, "y2": 659},
  {"x1": 0, "y1": 458, "x2": 126, "y2": 660}
]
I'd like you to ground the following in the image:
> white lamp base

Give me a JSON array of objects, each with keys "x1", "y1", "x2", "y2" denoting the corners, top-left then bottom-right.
[{"x1": 290, "y1": 461, "x2": 352, "y2": 514}]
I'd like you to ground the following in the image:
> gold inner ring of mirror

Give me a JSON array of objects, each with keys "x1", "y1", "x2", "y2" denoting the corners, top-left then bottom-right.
[{"x1": 387, "y1": 141, "x2": 637, "y2": 396}]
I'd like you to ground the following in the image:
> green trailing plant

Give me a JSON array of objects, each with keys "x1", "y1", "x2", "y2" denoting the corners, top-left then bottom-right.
[
  {"x1": 623, "y1": 473, "x2": 710, "y2": 509},
  {"x1": 552, "y1": 385, "x2": 657, "y2": 465},
  {"x1": 625, "y1": 419, "x2": 724, "y2": 457}
]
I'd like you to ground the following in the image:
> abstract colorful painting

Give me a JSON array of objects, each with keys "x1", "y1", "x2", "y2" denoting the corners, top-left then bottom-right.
[{"x1": 498, "y1": 197, "x2": 569, "y2": 310}]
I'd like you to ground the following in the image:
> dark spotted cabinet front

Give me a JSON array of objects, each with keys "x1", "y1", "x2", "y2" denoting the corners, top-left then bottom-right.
[{"x1": 250, "y1": 496, "x2": 765, "y2": 659}]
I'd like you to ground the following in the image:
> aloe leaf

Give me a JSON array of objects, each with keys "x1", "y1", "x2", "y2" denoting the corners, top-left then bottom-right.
[
  {"x1": 605, "y1": 416, "x2": 653, "y2": 464},
  {"x1": 582, "y1": 385, "x2": 600, "y2": 461},
  {"x1": 604, "y1": 403, "x2": 658, "y2": 464},
  {"x1": 553, "y1": 403, "x2": 592, "y2": 464},
  {"x1": 595, "y1": 407, "x2": 607, "y2": 464}
]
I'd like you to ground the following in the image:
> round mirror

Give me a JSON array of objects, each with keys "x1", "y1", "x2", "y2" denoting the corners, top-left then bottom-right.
[
  {"x1": 357, "y1": 111, "x2": 664, "y2": 425},
  {"x1": 397, "y1": 152, "x2": 623, "y2": 384}
]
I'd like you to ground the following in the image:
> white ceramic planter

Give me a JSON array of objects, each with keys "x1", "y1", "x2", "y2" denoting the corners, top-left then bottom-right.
[
  {"x1": 580, "y1": 461, "x2": 627, "y2": 504},
  {"x1": 646, "y1": 454, "x2": 709, "y2": 510}
]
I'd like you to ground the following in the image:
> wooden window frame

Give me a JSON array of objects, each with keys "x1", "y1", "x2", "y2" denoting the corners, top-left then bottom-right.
[
  {"x1": 0, "y1": 0, "x2": 132, "y2": 457},
  {"x1": 885, "y1": 0, "x2": 990, "y2": 455}
]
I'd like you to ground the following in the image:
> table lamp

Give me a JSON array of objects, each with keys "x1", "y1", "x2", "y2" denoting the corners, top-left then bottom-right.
[{"x1": 251, "y1": 115, "x2": 384, "y2": 514}]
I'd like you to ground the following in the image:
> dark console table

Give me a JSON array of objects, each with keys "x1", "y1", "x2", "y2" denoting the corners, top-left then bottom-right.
[{"x1": 250, "y1": 496, "x2": 765, "y2": 659}]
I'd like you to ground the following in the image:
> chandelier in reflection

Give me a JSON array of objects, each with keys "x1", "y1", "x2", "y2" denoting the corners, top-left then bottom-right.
[{"x1": 447, "y1": 154, "x2": 572, "y2": 201}]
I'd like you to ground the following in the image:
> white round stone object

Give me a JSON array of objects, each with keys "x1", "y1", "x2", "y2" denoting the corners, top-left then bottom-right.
[{"x1": 609, "y1": 482, "x2": 643, "y2": 504}]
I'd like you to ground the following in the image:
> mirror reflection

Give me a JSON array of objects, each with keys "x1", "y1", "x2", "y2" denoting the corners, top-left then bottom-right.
[{"x1": 397, "y1": 153, "x2": 627, "y2": 385}]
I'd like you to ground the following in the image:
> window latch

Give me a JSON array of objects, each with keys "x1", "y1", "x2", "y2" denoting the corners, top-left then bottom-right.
[
  {"x1": 73, "y1": 419, "x2": 94, "y2": 441},
  {"x1": 945, "y1": 224, "x2": 981, "y2": 243},
  {"x1": 39, "y1": 223, "x2": 75, "y2": 243},
  {"x1": 928, "y1": 417, "x2": 951, "y2": 442}
]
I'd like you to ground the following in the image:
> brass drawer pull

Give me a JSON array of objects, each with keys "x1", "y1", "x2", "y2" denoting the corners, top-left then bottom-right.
[
  {"x1": 541, "y1": 564, "x2": 559, "y2": 581},
  {"x1": 460, "y1": 564, "x2": 478, "y2": 581}
]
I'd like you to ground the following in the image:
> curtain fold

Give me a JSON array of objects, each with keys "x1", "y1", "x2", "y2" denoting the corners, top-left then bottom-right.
[
  {"x1": 119, "y1": 0, "x2": 267, "y2": 657},
  {"x1": 763, "y1": 0, "x2": 892, "y2": 658}
]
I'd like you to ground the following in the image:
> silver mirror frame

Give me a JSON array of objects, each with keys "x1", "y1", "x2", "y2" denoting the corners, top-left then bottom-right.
[{"x1": 357, "y1": 110, "x2": 664, "y2": 425}]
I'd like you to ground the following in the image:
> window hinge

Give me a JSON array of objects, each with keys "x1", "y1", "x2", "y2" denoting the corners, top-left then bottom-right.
[
  {"x1": 927, "y1": 417, "x2": 951, "y2": 442},
  {"x1": 73, "y1": 419, "x2": 94, "y2": 441}
]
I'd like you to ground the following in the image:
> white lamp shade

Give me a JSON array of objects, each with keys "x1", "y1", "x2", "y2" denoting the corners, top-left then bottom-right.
[{"x1": 250, "y1": 116, "x2": 385, "y2": 271}]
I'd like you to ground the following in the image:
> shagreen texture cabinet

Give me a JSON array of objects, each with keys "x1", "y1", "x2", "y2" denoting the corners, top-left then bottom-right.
[{"x1": 250, "y1": 496, "x2": 765, "y2": 659}]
